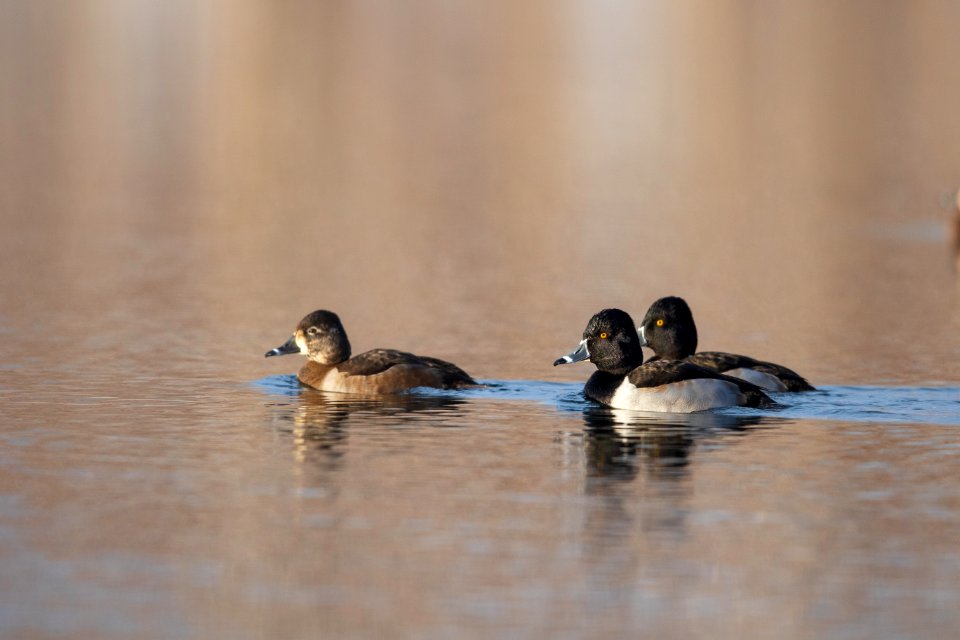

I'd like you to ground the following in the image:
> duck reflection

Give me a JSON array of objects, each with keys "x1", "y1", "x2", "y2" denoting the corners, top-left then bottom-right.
[
  {"x1": 581, "y1": 406, "x2": 765, "y2": 482},
  {"x1": 574, "y1": 406, "x2": 773, "y2": 565},
  {"x1": 269, "y1": 386, "x2": 467, "y2": 472}
]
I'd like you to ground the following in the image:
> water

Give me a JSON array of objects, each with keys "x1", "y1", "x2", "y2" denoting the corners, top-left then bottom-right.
[
  {"x1": 3, "y1": 1, "x2": 960, "y2": 638},
  {"x1": 254, "y1": 380, "x2": 960, "y2": 640}
]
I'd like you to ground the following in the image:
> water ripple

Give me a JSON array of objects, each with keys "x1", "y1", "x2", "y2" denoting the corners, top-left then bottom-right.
[{"x1": 254, "y1": 377, "x2": 960, "y2": 426}]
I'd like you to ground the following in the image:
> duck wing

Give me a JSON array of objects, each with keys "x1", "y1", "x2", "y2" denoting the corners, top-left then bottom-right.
[
  {"x1": 690, "y1": 351, "x2": 815, "y2": 392},
  {"x1": 337, "y1": 349, "x2": 476, "y2": 386},
  {"x1": 336, "y1": 349, "x2": 424, "y2": 377},
  {"x1": 628, "y1": 360, "x2": 774, "y2": 408}
]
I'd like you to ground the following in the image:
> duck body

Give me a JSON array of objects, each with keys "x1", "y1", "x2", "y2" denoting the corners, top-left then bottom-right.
[
  {"x1": 639, "y1": 296, "x2": 815, "y2": 392},
  {"x1": 555, "y1": 308, "x2": 773, "y2": 413},
  {"x1": 266, "y1": 310, "x2": 476, "y2": 394},
  {"x1": 297, "y1": 349, "x2": 474, "y2": 393},
  {"x1": 585, "y1": 362, "x2": 769, "y2": 412}
]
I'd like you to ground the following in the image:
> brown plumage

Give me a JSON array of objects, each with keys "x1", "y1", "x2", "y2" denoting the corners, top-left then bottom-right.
[{"x1": 266, "y1": 310, "x2": 476, "y2": 394}]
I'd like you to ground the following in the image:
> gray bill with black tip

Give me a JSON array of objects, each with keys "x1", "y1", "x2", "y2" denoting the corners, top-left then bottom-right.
[
  {"x1": 265, "y1": 335, "x2": 300, "y2": 358},
  {"x1": 553, "y1": 339, "x2": 590, "y2": 366}
]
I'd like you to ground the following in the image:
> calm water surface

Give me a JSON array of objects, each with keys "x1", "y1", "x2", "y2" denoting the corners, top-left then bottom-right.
[{"x1": 3, "y1": 2, "x2": 960, "y2": 638}]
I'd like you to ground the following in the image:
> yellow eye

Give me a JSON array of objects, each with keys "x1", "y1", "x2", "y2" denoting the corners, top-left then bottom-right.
[
  {"x1": 599, "y1": 332, "x2": 608, "y2": 339},
  {"x1": 656, "y1": 319, "x2": 665, "y2": 327}
]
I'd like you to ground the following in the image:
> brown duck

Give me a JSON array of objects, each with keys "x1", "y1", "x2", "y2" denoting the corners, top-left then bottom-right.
[{"x1": 266, "y1": 310, "x2": 476, "y2": 393}]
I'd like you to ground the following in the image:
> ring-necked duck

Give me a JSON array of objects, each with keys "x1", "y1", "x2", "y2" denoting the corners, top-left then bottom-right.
[
  {"x1": 637, "y1": 296, "x2": 815, "y2": 392},
  {"x1": 266, "y1": 310, "x2": 476, "y2": 393},
  {"x1": 554, "y1": 308, "x2": 773, "y2": 412}
]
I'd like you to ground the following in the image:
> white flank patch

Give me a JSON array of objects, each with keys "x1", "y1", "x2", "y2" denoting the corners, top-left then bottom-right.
[
  {"x1": 724, "y1": 367, "x2": 787, "y2": 392},
  {"x1": 609, "y1": 377, "x2": 743, "y2": 413}
]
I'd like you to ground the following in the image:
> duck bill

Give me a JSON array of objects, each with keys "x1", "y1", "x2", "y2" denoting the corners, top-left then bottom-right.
[
  {"x1": 637, "y1": 325, "x2": 649, "y2": 346},
  {"x1": 553, "y1": 339, "x2": 590, "y2": 366},
  {"x1": 265, "y1": 335, "x2": 301, "y2": 358}
]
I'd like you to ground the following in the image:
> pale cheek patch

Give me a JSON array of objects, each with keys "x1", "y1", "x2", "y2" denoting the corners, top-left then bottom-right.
[{"x1": 295, "y1": 332, "x2": 309, "y2": 354}]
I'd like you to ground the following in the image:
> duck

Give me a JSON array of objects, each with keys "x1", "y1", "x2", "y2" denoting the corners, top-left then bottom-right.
[
  {"x1": 554, "y1": 308, "x2": 773, "y2": 412},
  {"x1": 637, "y1": 296, "x2": 815, "y2": 392},
  {"x1": 265, "y1": 310, "x2": 476, "y2": 393}
]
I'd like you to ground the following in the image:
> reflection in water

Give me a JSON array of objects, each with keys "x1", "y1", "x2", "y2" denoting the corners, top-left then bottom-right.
[
  {"x1": 268, "y1": 384, "x2": 468, "y2": 471},
  {"x1": 580, "y1": 405, "x2": 769, "y2": 481},
  {"x1": 584, "y1": 424, "x2": 693, "y2": 482},
  {"x1": 573, "y1": 405, "x2": 777, "y2": 567}
]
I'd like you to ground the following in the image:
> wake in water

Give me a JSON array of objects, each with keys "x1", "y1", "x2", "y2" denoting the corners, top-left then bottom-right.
[{"x1": 254, "y1": 376, "x2": 960, "y2": 426}]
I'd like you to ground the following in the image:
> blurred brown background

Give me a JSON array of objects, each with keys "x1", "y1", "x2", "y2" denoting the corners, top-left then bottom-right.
[{"x1": 2, "y1": 1, "x2": 959, "y2": 381}]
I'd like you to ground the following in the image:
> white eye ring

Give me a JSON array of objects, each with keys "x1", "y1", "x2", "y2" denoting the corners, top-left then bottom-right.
[{"x1": 306, "y1": 327, "x2": 319, "y2": 336}]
